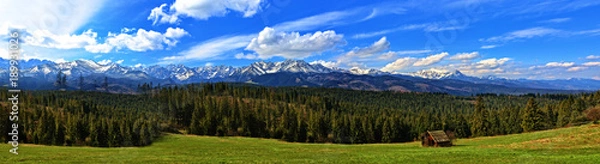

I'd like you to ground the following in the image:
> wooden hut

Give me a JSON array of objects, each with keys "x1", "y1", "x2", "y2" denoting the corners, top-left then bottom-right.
[{"x1": 421, "y1": 130, "x2": 452, "y2": 147}]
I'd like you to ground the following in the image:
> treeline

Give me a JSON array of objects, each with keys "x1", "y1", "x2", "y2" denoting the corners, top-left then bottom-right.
[
  {"x1": 1, "y1": 83, "x2": 599, "y2": 146},
  {"x1": 154, "y1": 83, "x2": 600, "y2": 143},
  {"x1": 0, "y1": 91, "x2": 161, "y2": 147}
]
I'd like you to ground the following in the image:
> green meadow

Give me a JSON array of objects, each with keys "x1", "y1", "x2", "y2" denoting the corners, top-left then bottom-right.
[{"x1": 2, "y1": 124, "x2": 599, "y2": 164}]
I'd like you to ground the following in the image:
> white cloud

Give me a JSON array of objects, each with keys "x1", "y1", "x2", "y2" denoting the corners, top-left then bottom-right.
[
  {"x1": 351, "y1": 22, "x2": 468, "y2": 39},
  {"x1": 482, "y1": 27, "x2": 561, "y2": 42},
  {"x1": 273, "y1": 2, "x2": 404, "y2": 32},
  {"x1": 567, "y1": 66, "x2": 587, "y2": 72},
  {"x1": 10, "y1": 50, "x2": 68, "y2": 63},
  {"x1": 85, "y1": 27, "x2": 189, "y2": 53},
  {"x1": 586, "y1": 55, "x2": 600, "y2": 60},
  {"x1": 377, "y1": 51, "x2": 397, "y2": 60},
  {"x1": 115, "y1": 60, "x2": 124, "y2": 64},
  {"x1": 413, "y1": 52, "x2": 449, "y2": 67},
  {"x1": 245, "y1": 27, "x2": 345, "y2": 59},
  {"x1": 545, "y1": 62, "x2": 575, "y2": 67},
  {"x1": 539, "y1": 18, "x2": 571, "y2": 24},
  {"x1": 234, "y1": 53, "x2": 258, "y2": 60},
  {"x1": 23, "y1": 29, "x2": 98, "y2": 49},
  {"x1": 338, "y1": 37, "x2": 389, "y2": 62},
  {"x1": 148, "y1": 0, "x2": 265, "y2": 25},
  {"x1": 310, "y1": 60, "x2": 339, "y2": 69},
  {"x1": 574, "y1": 29, "x2": 600, "y2": 36},
  {"x1": 204, "y1": 62, "x2": 214, "y2": 67},
  {"x1": 148, "y1": 4, "x2": 180, "y2": 25},
  {"x1": 583, "y1": 62, "x2": 600, "y2": 67},
  {"x1": 134, "y1": 63, "x2": 144, "y2": 67},
  {"x1": 475, "y1": 58, "x2": 512, "y2": 69},
  {"x1": 0, "y1": 0, "x2": 106, "y2": 35},
  {"x1": 97, "y1": 59, "x2": 112, "y2": 65},
  {"x1": 480, "y1": 45, "x2": 499, "y2": 49},
  {"x1": 121, "y1": 27, "x2": 137, "y2": 33},
  {"x1": 161, "y1": 34, "x2": 256, "y2": 62},
  {"x1": 449, "y1": 52, "x2": 479, "y2": 61},
  {"x1": 381, "y1": 57, "x2": 416, "y2": 72},
  {"x1": 93, "y1": 55, "x2": 102, "y2": 59},
  {"x1": 395, "y1": 50, "x2": 432, "y2": 55},
  {"x1": 164, "y1": 27, "x2": 189, "y2": 39},
  {"x1": 380, "y1": 52, "x2": 452, "y2": 72}
]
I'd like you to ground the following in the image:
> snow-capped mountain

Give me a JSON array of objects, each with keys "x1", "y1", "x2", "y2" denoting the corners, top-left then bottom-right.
[
  {"x1": 6, "y1": 59, "x2": 339, "y2": 83},
  {"x1": 405, "y1": 69, "x2": 468, "y2": 80},
  {"x1": 1, "y1": 58, "x2": 599, "y2": 93},
  {"x1": 347, "y1": 67, "x2": 388, "y2": 75},
  {"x1": 240, "y1": 59, "x2": 334, "y2": 76}
]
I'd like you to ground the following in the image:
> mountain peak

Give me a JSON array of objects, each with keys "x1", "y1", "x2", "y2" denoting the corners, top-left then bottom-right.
[
  {"x1": 408, "y1": 69, "x2": 466, "y2": 79},
  {"x1": 348, "y1": 67, "x2": 383, "y2": 75}
]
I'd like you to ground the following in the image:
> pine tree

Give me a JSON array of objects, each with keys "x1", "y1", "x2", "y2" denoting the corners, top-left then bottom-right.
[
  {"x1": 471, "y1": 97, "x2": 490, "y2": 137},
  {"x1": 521, "y1": 98, "x2": 543, "y2": 132},
  {"x1": 381, "y1": 118, "x2": 392, "y2": 143}
]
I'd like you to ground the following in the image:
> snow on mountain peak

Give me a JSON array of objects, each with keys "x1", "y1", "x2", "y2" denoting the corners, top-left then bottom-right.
[{"x1": 408, "y1": 68, "x2": 466, "y2": 79}]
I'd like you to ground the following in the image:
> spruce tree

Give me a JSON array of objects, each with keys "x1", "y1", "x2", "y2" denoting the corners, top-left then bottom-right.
[
  {"x1": 521, "y1": 98, "x2": 543, "y2": 132},
  {"x1": 471, "y1": 97, "x2": 490, "y2": 137}
]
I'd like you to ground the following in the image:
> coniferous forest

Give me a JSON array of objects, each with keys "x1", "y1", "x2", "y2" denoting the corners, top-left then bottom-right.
[{"x1": 1, "y1": 83, "x2": 600, "y2": 147}]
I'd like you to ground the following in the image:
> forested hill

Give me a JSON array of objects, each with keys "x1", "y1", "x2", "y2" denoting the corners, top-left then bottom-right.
[{"x1": 1, "y1": 83, "x2": 599, "y2": 147}]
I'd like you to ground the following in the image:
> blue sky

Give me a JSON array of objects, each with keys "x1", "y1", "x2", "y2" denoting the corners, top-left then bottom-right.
[{"x1": 1, "y1": 0, "x2": 600, "y2": 79}]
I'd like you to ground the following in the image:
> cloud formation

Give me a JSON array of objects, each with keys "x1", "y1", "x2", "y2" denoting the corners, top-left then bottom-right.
[
  {"x1": 449, "y1": 52, "x2": 479, "y2": 61},
  {"x1": 85, "y1": 27, "x2": 189, "y2": 53},
  {"x1": 338, "y1": 37, "x2": 390, "y2": 63},
  {"x1": 475, "y1": 58, "x2": 512, "y2": 69},
  {"x1": 161, "y1": 34, "x2": 255, "y2": 63},
  {"x1": 538, "y1": 18, "x2": 571, "y2": 24},
  {"x1": 480, "y1": 45, "x2": 499, "y2": 49},
  {"x1": 273, "y1": 2, "x2": 405, "y2": 32},
  {"x1": 148, "y1": 0, "x2": 265, "y2": 25},
  {"x1": 381, "y1": 52, "x2": 450, "y2": 72},
  {"x1": 0, "y1": 0, "x2": 106, "y2": 34},
  {"x1": 309, "y1": 60, "x2": 340, "y2": 69},
  {"x1": 583, "y1": 62, "x2": 600, "y2": 67},
  {"x1": 351, "y1": 21, "x2": 468, "y2": 39},
  {"x1": 381, "y1": 57, "x2": 416, "y2": 72},
  {"x1": 545, "y1": 62, "x2": 575, "y2": 67},
  {"x1": 567, "y1": 66, "x2": 587, "y2": 72},
  {"x1": 245, "y1": 27, "x2": 345, "y2": 59},
  {"x1": 413, "y1": 52, "x2": 449, "y2": 67},
  {"x1": 586, "y1": 55, "x2": 600, "y2": 60},
  {"x1": 482, "y1": 27, "x2": 560, "y2": 42},
  {"x1": 23, "y1": 29, "x2": 98, "y2": 49}
]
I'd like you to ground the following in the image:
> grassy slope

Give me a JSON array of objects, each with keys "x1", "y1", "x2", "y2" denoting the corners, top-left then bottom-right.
[{"x1": 1, "y1": 124, "x2": 599, "y2": 164}]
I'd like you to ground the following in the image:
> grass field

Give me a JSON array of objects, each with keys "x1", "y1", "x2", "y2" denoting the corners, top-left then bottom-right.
[{"x1": 2, "y1": 124, "x2": 599, "y2": 163}]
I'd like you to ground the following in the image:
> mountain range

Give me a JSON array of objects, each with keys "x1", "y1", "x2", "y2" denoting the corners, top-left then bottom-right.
[{"x1": 1, "y1": 59, "x2": 599, "y2": 95}]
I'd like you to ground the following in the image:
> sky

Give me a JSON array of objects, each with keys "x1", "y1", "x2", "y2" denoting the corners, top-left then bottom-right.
[{"x1": 1, "y1": 0, "x2": 600, "y2": 80}]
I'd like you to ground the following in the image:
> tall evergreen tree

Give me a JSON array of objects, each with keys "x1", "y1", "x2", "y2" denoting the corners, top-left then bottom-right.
[
  {"x1": 521, "y1": 98, "x2": 544, "y2": 132},
  {"x1": 471, "y1": 97, "x2": 490, "y2": 137}
]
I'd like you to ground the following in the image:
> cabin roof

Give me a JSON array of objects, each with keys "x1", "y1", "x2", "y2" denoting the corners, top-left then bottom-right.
[{"x1": 427, "y1": 130, "x2": 450, "y2": 143}]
